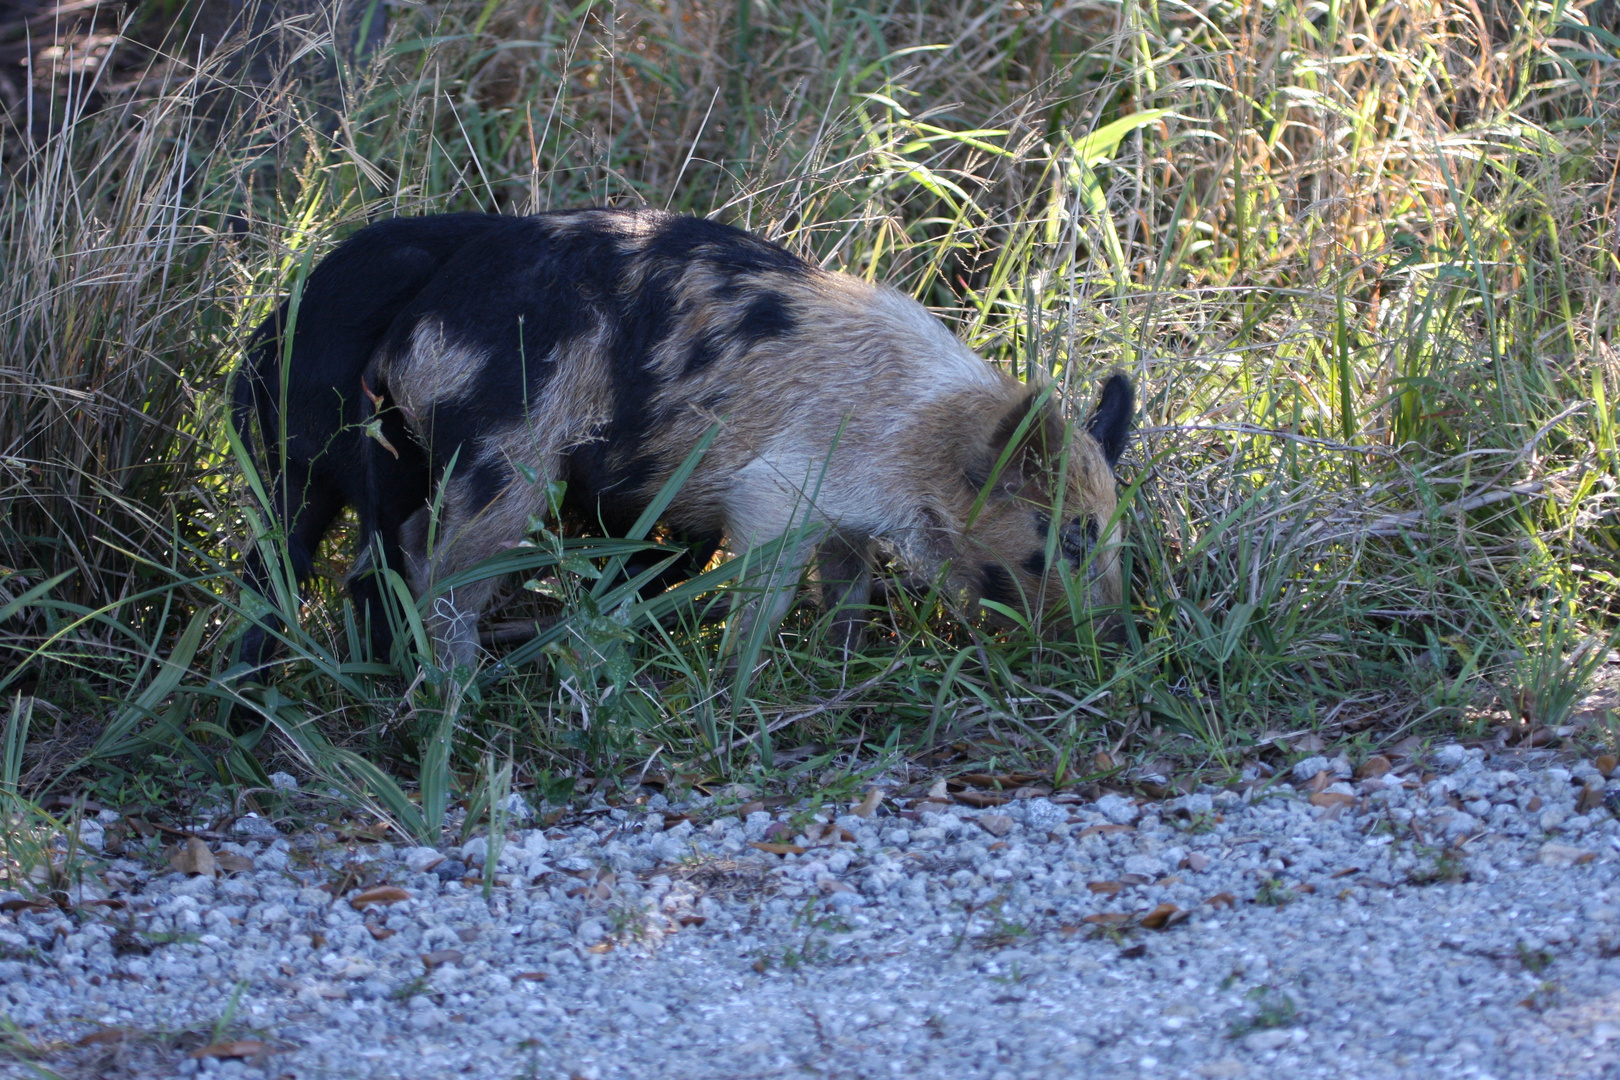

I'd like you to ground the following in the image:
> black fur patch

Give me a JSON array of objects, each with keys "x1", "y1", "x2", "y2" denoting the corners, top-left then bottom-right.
[
  {"x1": 1022, "y1": 551, "x2": 1047, "y2": 577},
  {"x1": 642, "y1": 214, "x2": 810, "y2": 278},
  {"x1": 980, "y1": 563, "x2": 1020, "y2": 608},
  {"x1": 461, "y1": 457, "x2": 512, "y2": 516},
  {"x1": 734, "y1": 292, "x2": 795, "y2": 344},
  {"x1": 683, "y1": 292, "x2": 794, "y2": 376},
  {"x1": 683, "y1": 329, "x2": 727, "y2": 375}
]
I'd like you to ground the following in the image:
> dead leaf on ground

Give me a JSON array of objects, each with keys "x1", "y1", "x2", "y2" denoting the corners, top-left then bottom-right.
[
  {"x1": 1538, "y1": 842, "x2": 1596, "y2": 867},
  {"x1": 1119, "y1": 943, "x2": 1148, "y2": 958},
  {"x1": 215, "y1": 852, "x2": 254, "y2": 874},
  {"x1": 1117, "y1": 873, "x2": 1153, "y2": 886},
  {"x1": 191, "y1": 1040, "x2": 268, "y2": 1060},
  {"x1": 748, "y1": 842, "x2": 805, "y2": 856},
  {"x1": 1082, "y1": 912, "x2": 1131, "y2": 926},
  {"x1": 852, "y1": 788, "x2": 886, "y2": 818},
  {"x1": 421, "y1": 949, "x2": 463, "y2": 969},
  {"x1": 0, "y1": 898, "x2": 52, "y2": 915},
  {"x1": 1577, "y1": 784, "x2": 1605, "y2": 813},
  {"x1": 1597, "y1": 755, "x2": 1618, "y2": 779},
  {"x1": 1087, "y1": 881, "x2": 1124, "y2": 895},
  {"x1": 168, "y1": 837, "x2": 217, "y2": 877},
  {"x1": 1293, "y1": 883, "x2": 1316, "y2": 894},
  {"x1": 1309, "y1": 792, "x2": 1356, "y2": 809},
  {"x1": 927, "y1": 778, "x2": 949, "y2": 800},
  {"x1": 1356, "y1": 755, "x2": 1393, "y2": 779},
  {"x1": 75, "y1": 1028, "x2": 127, "y2": 1046},
  {"x1": 514, "y1": 971, "x2": 547, "y2": 982},
  {"x1": 954, "y1": 790, "x2": 1010, "y2": 808},
  {"x1": 349, "y1": 886, "x2": 411, "y2": 910},
  {"x1": 1205, "y1": 892, "x2": 1237, "y2": 908},
  {"x1": 586, "y1": 941, "x2": 614, "y2": 954},
  {"x1": 1306, "y1": 771, "x2": 1333, "y2": 794},
  {"x1": 80, "y1": 897, "x2": 127, "y2": 911},
  {"x1": 1140, "y1": 903, "x2": 1188, "y2": 931}
]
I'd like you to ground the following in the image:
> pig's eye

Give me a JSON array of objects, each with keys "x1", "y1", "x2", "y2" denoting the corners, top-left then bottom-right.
[{"x1": 1059, "y1": 517, "x2": 1099, "y2": 564}]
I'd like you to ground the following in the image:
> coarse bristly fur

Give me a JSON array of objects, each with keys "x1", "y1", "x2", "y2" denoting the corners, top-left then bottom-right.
[
  {"x1": 359, "y1": 208, "x2": 1135, "y2": 670},
  {"x1": 232, "y1": 212, "x2": 526, "y2": 669}
]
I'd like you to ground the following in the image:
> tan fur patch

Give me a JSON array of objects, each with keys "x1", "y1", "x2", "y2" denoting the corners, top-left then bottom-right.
[{"x1": 385, "y1": 320, "x2": 490, "y2": 420}]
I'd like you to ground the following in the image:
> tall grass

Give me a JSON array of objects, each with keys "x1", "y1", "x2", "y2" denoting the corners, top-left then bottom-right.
[{"x1": 2, "y1": 0, "x2": 1617, "y2": 823}]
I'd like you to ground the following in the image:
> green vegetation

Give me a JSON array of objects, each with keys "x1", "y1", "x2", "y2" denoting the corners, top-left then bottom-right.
[
  {"x1": 1, "y1": 0, "x2": 1617, "y2": 834},
  {"x1": 1228, "y1": 984, "x2": 1300, "y2": 1038}
]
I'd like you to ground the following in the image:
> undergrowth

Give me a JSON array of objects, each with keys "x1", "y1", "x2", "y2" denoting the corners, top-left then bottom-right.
[{"x1": 1, "y1": 0, "x2": 1618, "y2": 837}]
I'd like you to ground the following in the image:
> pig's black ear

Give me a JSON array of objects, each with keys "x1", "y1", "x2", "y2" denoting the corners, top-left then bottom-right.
[{"x1": 1085, "y1": 371, "x2": 1134, "y2": 470}]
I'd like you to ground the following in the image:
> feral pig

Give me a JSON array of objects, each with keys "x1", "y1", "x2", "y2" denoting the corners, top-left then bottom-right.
[
  {"x1": 232, "y1": 212, "x2": 524, "y2": 668},
  {"x1": 364, "y1": 208, "x2": 1134, "y2": 670}
]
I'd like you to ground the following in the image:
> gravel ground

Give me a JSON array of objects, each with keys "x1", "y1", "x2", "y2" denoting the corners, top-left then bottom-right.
[{"x1": 6, "y1": 744, "x2": 1620, "y2": 1080}]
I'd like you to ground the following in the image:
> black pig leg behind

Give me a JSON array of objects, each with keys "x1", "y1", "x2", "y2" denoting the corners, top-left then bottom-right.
[
  {"x1": 237, "y1": 461, "x2": 346, "y2": 672},
  {"x1": 352, "y1": 411, "x2": 433, "y2": 660}
]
